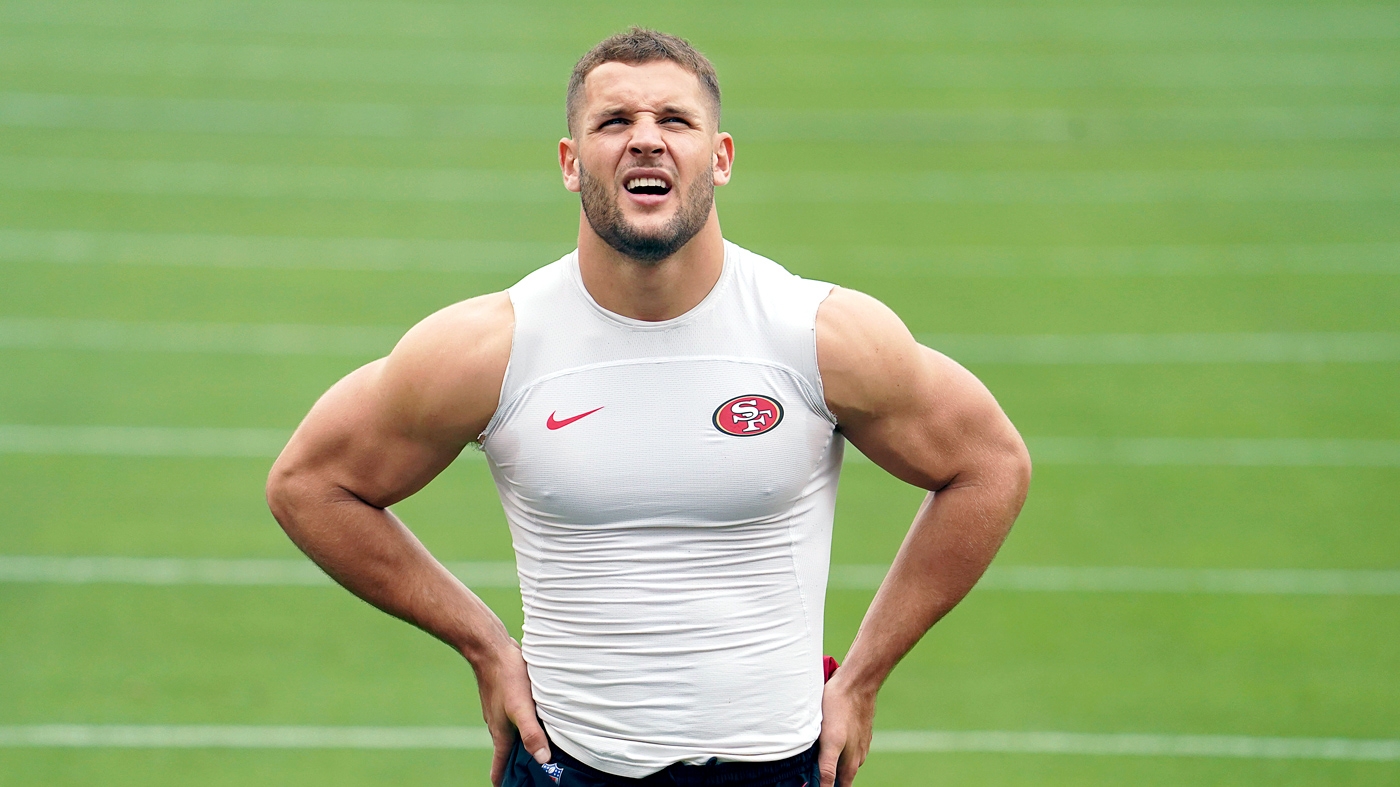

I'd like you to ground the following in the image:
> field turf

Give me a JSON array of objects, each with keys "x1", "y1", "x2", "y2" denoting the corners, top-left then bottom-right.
[{"x1": 0, "y1": 0, "x2": 1397, "y2": 784}]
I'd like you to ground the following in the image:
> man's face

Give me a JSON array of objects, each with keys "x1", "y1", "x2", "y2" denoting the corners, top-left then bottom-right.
[{"x1": 561, "y1": 60, "x2": 733, "y2": 264}]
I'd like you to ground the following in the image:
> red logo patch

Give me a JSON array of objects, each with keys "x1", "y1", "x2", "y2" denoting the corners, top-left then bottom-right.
[{"x1": 713, "y1": 395, "x2": 784, "y2": 437}]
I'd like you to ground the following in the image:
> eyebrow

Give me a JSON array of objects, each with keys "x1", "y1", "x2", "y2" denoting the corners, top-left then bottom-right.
[{"x1": 592, "y1": 104, "x2": 702, "y2": 122}]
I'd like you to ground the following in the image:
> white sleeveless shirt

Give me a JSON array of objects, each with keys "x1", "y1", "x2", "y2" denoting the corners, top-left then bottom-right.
[{"x1": 480, "y1": 241, "x2": 843, "y2": 778}]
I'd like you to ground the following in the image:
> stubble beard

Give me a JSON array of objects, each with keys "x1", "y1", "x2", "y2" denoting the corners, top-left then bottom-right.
[{"x1": 578, "y1": 164, "x2": 714, "y2": 266}]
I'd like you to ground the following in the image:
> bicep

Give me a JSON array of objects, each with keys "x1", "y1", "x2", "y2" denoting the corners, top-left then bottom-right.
[
  {"x1": 272, "y1": 293, "x2": 512, "y2": 509},
  {"x1": 818, "y1": 289, "x2": 1025, "y2": 491},
  {"x1": 849, "y1": 347, "x2": 1022, "y2": 490},
  {"x1": 275, "y1": 360, "x2": 469, "y2": 509}
]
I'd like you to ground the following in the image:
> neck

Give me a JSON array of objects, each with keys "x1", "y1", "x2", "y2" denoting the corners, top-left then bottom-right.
[{"x1": 576, "y1": 211, "x2": 726, "y2": 322}]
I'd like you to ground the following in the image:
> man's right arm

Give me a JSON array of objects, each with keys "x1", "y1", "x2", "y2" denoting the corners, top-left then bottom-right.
[{"x1": 264, "y1": 292, "x2": 551, "y2": 785}]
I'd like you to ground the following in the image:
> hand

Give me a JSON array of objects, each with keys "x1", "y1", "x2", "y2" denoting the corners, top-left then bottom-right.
[
  {"x1": 472, "y1": 637, "x2": 551, "y2": 787},
  {"x1": 816, "y1": 673, "x2": 876, "y2": 787}
]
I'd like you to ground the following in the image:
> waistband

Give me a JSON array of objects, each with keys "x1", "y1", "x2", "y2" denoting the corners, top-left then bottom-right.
[{"x1": 551, "y1": 740, "x2": 818, "y2": 786}]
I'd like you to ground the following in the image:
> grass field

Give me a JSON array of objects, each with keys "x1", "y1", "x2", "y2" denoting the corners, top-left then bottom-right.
[{"x1": 1, "y1": 0, "x2": 1397, "y2": 784}]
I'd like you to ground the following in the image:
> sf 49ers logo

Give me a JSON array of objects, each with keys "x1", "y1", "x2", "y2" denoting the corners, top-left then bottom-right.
[{"x1": 713, "y1": 394, "x2": 784, "y2": 436}]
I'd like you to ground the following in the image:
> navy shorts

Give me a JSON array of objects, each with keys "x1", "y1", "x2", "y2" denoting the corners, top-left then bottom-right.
[{"x1": 503, "y1": 735, "x2": 820, "y2": 787}]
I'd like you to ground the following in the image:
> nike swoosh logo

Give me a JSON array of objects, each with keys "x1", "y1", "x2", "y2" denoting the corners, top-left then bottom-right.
[{"x1": 546, "y1": 406, "x2": 604, "y2": 430}]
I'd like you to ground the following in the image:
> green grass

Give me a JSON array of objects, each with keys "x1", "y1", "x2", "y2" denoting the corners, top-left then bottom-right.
[{"x1": 0, "y1": 0, "x2": 1396, "y2": 784}]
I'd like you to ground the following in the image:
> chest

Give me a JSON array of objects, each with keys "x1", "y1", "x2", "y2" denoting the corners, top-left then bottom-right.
[{"x1": 483, "y1": 358, "x2": 835, "y2": 526}]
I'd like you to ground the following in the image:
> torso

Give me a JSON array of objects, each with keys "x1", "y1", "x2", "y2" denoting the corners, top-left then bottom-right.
[{"x1": 479, "y1": 241, "x2": 843, "y2": 777}]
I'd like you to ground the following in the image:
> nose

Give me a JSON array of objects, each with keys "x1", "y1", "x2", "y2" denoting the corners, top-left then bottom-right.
[{"x1": 628, "y1": 117, "x2": 665, "y2": 157}]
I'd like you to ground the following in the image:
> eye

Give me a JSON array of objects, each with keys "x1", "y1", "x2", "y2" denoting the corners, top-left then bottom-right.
[
  {"x1": 661, "y1": 117, "x2": 691, "y2": 126},
  {"x1": 599, "y1": 118, "x2": 628, "y2": 129}
]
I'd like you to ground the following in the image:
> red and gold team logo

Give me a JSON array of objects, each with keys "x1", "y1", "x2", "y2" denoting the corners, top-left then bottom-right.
[{"x1": 713, "y1": 394, "x2": 784, "y2": 437}]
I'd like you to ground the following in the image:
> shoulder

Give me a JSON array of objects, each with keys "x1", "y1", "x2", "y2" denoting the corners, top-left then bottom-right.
[
  {"x1": 379, "y1": 291, "x2": 514, "y2": 442},
  {"x1": 397, "y1": 290, "x2": 515, "y2": 352},
  {"x1": 731, "y1": 242, "x2": 826, "y2": 290},
  {"x1": 815, "y1": 287, "x2": 924, "y2": 420},
  {"x1": 729, "y1": 243, "x2": 836, "y2": 330},
  {"x1": 502, "y1": 253, "x2": 576, "y2": 312},
  {"x1": 815, "y1": 286, "x2": 911, "y2": 349}
]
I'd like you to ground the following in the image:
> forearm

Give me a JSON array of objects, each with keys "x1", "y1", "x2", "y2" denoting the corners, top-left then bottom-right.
[
  {"x1": 838, "y1": 463, "x2": 1027, "y2": 694},
  {"x1": 268, "y1": 480, "x2": 513, "y2": 666}
]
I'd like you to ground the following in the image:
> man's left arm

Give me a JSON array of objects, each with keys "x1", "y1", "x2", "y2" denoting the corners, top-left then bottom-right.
[{"x1": 813, "y1": 287, "x2": 1033, "y2": 787}]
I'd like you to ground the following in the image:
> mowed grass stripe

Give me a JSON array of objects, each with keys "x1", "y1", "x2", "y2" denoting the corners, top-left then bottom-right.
[
  {"x1": 738, "y1": 106, "x2": 1400, "y2": 144},
  {"x1": 8, "y1": 229, "x2": 1399, "y2": 276},
  {"x1": 0, "y1": 92, "x2": 560, "y2": 140},
  {"x1": 3, "y1": 427, "x2": 1398, "y2": 466},
  {"x1": 4, "y1": 1, "x2": 1398, "y2": 42},
  {"x1": 0, "y1": 725, "x2": 1395, "y2": 760},
  {"x1": 5, "y1": 157, "x2": 1400, "y2": 204},
  {"x1": 1028, "y1": 438, "x2": 1400, "y2": 467},
  {"x1": 732, "y1": 170, "x2": 1400, "y2": 204},
  {"x1": 0, "y1": 156, "x2": 563, "y2": 204},
  {"x1": 784, "y1": 242, "x2": 1400, "y2": 277},
  {"x1": 0, "y1": 319, "x2": 403, "y2": 356},
  {"x1": 3, "y1": 557, "x2": 1397, "y2": 596},
  {"x1": 922, "y1": 333, "x2": 1400, "y2": 364},
  {"x1": 8, "y1": 92, "x2": 1400, "y2": 143},
  {"x1": 4, "y1": 37, "x2": 1398, "y2": 88},
  {"x1": 3, "y1": 428, "x2": 1399, "y2": 472},
  {"x1": 0, "y1": 228, "x2": 566, "y2": 273},
  {"x1": 0, "y1": 37, "x2": 567, "y2": 88},
  {"x1": 4, "y1": 318, "x2": 1399, "y2": 364},
  {"x1": 0, "y1": 425, "x2": 290, "y2": 458}
]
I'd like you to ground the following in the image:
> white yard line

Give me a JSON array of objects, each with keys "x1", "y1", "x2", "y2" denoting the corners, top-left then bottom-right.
[
  {"x1": 0, "y1": 725, "x2": 1394, "y2": 760},
  {"x1": 3, "y1": 319, "x2": 1398, "y2": 363},
  {"x1": 870, "y1": 730, "x2": 1400, "y2": 760},
  {"x1": 0, "y1": 725, "x2": 493, "y2": 749},
  {"x1": 5, "y1": 92, "x2": 1399, "y2": 143},
  {"x1": 0, "y1": 556, "x2": 515, "y2": 587},
  {"x1": 2, "y1": 557, "x2": 1395, "y2": 596},
  {"x1": 6, "y1": 228, "x2": 1397, "y2": 276},
  {"x1": 4, "y1": 156, "x2": 1399, "y2": 204}
]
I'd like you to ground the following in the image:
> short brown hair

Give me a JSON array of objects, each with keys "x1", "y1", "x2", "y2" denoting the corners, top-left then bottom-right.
[{"x1": 566, "y1": 27, "x2": 721, "y2": 136}]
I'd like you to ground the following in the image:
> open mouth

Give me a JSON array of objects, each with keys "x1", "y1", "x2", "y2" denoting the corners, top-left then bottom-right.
[{"x1": 625, "y1": 177, "x2": 672, "y2": 196}]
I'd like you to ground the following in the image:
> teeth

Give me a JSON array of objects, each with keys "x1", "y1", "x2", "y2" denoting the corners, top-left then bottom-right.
[{"x1": 626, "y1": 177, "x2": 669, "y2": 191}]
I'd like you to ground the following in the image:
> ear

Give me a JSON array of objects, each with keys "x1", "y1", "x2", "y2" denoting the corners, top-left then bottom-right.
[
  {"x1": 559, "y1": 137, "x2": 581, "y2": 193},
  {"x1": 712, "y1": 132, "x2": 735, "y2": 187}
]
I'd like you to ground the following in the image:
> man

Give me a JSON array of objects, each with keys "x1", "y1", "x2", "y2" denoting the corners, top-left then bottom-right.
[{"x1": 267, "y1": 28, "x2": 1030, "y2": 787}]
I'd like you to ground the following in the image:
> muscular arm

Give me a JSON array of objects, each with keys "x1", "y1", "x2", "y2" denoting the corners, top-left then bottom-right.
[
  {"x1": 265, "y1": 292, "x2": 550, "y2": 784},
  {"x1": 814, "y1": 288, "x2": 1032, "y2": 786}
]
